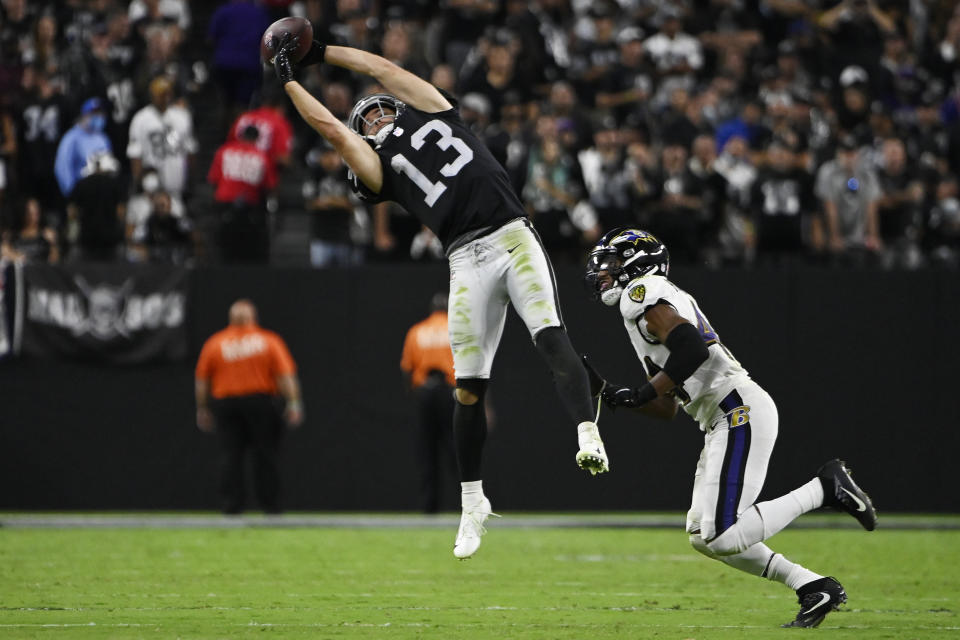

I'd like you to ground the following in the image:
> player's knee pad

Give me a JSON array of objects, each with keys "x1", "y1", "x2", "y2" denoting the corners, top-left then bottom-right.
[
  {"x1": 455, "y1": 378, "x2": 487, "y2": 405},
  {"x1": 688, "y1": 532, "x2": 717, "y2": 559},
  {"x1": 705, "y1": 525, "x2": 751, "y2": 556},
  {"x1": 706, "y1": 505, "x2": 765, "y2": 556}
]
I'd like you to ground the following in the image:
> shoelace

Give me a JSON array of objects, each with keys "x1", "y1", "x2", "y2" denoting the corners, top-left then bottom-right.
[{"x1": 459, "y1": 507, "x2": 500, "y2": 537}]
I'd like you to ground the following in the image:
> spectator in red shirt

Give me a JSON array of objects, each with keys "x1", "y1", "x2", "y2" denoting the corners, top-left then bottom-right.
[
  {"x1": 207, "y1": 125, "x2": 277, "y2": 263},
  {"x1": 228, "y1": 85, "x2": 294, "y2": 169}
]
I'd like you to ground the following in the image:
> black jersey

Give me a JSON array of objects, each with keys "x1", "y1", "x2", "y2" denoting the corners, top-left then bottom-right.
[{"x1": 352, "y1": 103, "x2": 525, "y2": 252}]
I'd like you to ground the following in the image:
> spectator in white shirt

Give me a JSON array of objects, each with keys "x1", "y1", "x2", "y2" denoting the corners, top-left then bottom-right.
[{"x1": 127, "y1": 76, "x2": 197, "y2": 199}]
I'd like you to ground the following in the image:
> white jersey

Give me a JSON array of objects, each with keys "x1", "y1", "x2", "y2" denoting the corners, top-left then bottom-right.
[
  {"x1": 127, "y1": 104, "x2": 196, "y2": 196},
  {"x1": 619, "y1": 274, "x2": 750, "y2": 427}
]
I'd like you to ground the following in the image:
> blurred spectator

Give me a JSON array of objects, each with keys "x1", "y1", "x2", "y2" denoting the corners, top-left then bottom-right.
[
  {"x1": 713, "y1": 135, "x2": 758, "y2": 263},
  {"x1": 569, "y1": 2, "x2": 620, "y2": 96},
  {"x1": 751, "y1": 140, "x2": 815, "y2": 266},
  {"x1": 53, "y1": 97, "x2": 112, "y2": 197},
  {"x1": 459, "y1": 92, "x2": 509, "y2": 168},
  {"x1": 67, "y1": 151, "x2": 125, "y2": 262},
  {"x1": 0, "y1": 197, "x2": 59, "y2": 264},
  {"x1": 577, "y1": 118, "x2": 633, "y2": 229},
  {"x1": 195, "y1": 298, "x2": 303, "y2": 515},
  {"x1": 207, "y1": 125, "x2": 276, "y2": 263},
  {"x1": 0, "y1": 94, "x2": 14, "y2": 207},
  {"x1": 21, "y1": 11, "x2": 60, "y2": 74},
  {"x1": 207, "y1": 0, "x2": 271, "y2": 129},
  {"x1": 814, "y1": 136, "x2": 882, "y2": 265},
  {"x1": 303, "y1": 140, "x2": 364, "y2": 268},
  {"x1": 594, "y1": 26, "x2": 651, "y2": 128},
  {"x1": 625, "y1": 139, "x2": 660, "y2": 216},
  {"x1": 438, "y1": 0, "x2": 498, "y2": 74},
  {"x1": 379, "y1": 20, "x2": 430, "y2": 80},
  {"x1": 126, "y1": 167, "x2": 185, "y2": 261},
  {"x1": 874, "y1": 138, "x2": 923, "y2": 268},
  {"x1": 716, "y1": 100, "x2": 771, "y2": 154},
  {"x1": 370, "y1": 201, "x2": 422, "y2": 263},
  {"x1": 17, "y1": 68, "x2": 69, "y2": 218},
  {"x1": 649, "y1": 143, "x2": 703, "y2": 264},
  {"x1": 547, "y1": 80, "x2": 594, "y2": 153},
  {"x1": 643, "y1": 7, "x2": 703, "y2": 108},
  {"x1": 687, "y1": 134, "x2": 728, "y2": 257},
  {"x1": 400, "y1": 291, "x2": 457, "y2": 514},
  {"x1": 229, "y1": 83, "x2": 294, "y2": 170},
  {"x1": 522, "y1": 130, "x2": 597, "y2": 260},
  {"x1": 925, "y1": 178, "x2": 960, "y2": 268},
  {"x1": 818, "y1": 0, "x2": 895, "y2": 78},
  {"x1": 142, "y1": 189, "x2": 191, "y2": 264},
  {"x1": 457, "y1": 28, "x2": 530, "y2": 122},
  {"x1": 129, "y1": 0, "x2": 190, "y2": 42},
  {"x1": 127, "y1": 76, "x2": 196, "y2": 200},
  {"x1": 659, "y1": 86, "x2": 701, "y2": 148}
]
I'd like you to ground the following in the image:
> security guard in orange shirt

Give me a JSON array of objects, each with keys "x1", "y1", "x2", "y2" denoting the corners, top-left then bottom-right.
[
  {"x1": 400, "y1": 292, "x2": 457, "y2": 513},
  {"x1": 195, "y1": 299, "x2": 303, "y2": 514}
]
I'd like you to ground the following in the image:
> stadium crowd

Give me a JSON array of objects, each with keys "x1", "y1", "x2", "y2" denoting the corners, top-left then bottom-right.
[{"x1": 1, "y1": 0, "x2": 959, "y2": 268}]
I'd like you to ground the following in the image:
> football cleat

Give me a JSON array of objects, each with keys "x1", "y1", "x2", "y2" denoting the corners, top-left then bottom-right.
[
  {"x1": 782, "y1": 576, "x2": 847, "y2": 628},
  {"x1": 453, "y1": 497, "x2": 498, "y2": 559},
  {"x1": 817, "y1": 459, "x2": 877, "y2": 531},
  {"x1": 576, "y1": 422, "x2": 609, "y2": 475}
]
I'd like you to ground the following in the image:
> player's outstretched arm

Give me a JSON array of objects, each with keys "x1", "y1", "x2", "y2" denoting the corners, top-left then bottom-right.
[
  {"x1": 324, "y1": 45, "x2": 452, "y2": 114},
  {"x1": 275, "y1": 44, "x2": 384, "y2": 193}
]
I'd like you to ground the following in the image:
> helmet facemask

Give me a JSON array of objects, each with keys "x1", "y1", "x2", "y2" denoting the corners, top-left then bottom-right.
[
  {"x1": 585, "y1": 247, "x2": 627, "y2": 306},
  {"x1": 348, "y1": 94, "x2": 404, "y2": 146},
  {"x1": 584, "y1": 228, "x2": 670, "y2": 306}
]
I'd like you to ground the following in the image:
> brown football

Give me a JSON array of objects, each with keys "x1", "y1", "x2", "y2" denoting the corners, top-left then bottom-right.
[{"x1": 260, "y1": 16, "x2": 313, "y2": 65}]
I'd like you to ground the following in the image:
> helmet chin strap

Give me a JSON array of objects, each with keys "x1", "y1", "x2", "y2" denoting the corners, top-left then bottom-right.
[
  {"x1": 600, "y1": 285, "x2": 623, "y2": 306},
  {"x1": 373, "y1": 123, "x2": 395, "y2": 145}
]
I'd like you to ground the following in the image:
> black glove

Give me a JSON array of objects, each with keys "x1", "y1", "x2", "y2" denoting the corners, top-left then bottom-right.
[
  {"x1": 601, "y1": 382, "x2": 657, "y2": 410},
  {"x1": 299, "y1": 40, "x2": 327, "y2": 67},
  {"x1": 580, "y1": 354, "x2": 608, "y2": 397},
  {"x1": 274, "y1": 46, "x2": 294, "y2": 85},
  {"x1": 643, "y1": 356, "x2": 662, "y2": 379}
]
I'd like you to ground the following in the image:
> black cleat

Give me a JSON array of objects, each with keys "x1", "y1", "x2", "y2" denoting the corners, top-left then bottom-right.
[
  {"x1": 782, "y1": 576, "x2": 847, "y2": 628},
  {"x1": 817, "y1": 458, "x2": 877, "y2": 531}
]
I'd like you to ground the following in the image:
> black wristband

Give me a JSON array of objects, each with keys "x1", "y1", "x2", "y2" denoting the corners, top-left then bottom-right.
[
  {"x1": 662, "y1": 322, "x2": 709, "y2": 384},
  {"x1": 630, "y1": 382, "x2": 658, "y2": 406},
  {"x1": 299, "y1": 40, "x2": 327, "y2": 67}
]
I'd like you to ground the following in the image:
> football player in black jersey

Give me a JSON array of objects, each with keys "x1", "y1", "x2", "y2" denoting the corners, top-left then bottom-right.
[{"x1": 272, "y1": 38, "x2": 608, "y2": 558}]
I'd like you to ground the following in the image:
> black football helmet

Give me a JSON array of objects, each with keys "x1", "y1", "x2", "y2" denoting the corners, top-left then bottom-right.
[
  {"x1": 585, "y1": 228, "x2": 670, "y2": 306},
  {"x1": 347, "y1": 93, "x2": 405, "y2": 145}
]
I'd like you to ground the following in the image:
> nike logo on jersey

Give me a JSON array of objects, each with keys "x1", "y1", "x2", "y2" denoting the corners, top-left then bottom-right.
[
  {"x1": 840, "y1": 486, "x2": 867, "y2": 512},
  {"x1": 507, "y1": 244, "x2": 521, "y2": 253},
  {"x1": 805, "y1": 592, "x2": 832, "y2": 614}
]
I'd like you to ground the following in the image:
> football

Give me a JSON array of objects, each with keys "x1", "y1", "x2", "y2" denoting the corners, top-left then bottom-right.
[{"x1": 260, "y1": 16, "x2": 313, "y2": 65}]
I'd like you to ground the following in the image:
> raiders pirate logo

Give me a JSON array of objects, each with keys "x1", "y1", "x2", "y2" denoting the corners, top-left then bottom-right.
[{"x1": 628, "y1": 284, "x2": 646, "y2": 303}]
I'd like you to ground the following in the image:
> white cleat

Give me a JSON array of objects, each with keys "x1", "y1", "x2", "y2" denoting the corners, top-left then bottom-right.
[
  {"x1": 453, "y1": 497, "x2": 498, "y2": 559},
  {"x1": 576, "y1": 421, "x2": 609, "y2": 475}
]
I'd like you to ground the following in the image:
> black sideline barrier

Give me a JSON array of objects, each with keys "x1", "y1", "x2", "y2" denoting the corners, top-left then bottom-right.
[{"x1": 2, "y1": 264, "x2": 958, "y2": 512}]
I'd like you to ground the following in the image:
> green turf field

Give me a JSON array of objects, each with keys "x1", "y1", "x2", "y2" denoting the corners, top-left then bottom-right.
[{"x1": 1, "y1": 516, "x2": 958, "y2": 638}]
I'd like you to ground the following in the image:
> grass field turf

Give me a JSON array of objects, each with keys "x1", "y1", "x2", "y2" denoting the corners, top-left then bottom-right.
[{"x1": 1, "y1": 516, "x2": 958, "y2": 638}]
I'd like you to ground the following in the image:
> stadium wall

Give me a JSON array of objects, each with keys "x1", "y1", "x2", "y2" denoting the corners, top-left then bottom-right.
[{"x1": 2, "y1": 265, "x2": 957, "y2": 512}]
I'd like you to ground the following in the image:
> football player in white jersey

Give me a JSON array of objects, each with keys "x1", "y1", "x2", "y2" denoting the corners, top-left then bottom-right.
[
  {"x1": 582, "y1": 228, "x2": 877, "y2": 628},
  {"x1": 269, "y1": 36, "x2": 608, "y2": 559}
]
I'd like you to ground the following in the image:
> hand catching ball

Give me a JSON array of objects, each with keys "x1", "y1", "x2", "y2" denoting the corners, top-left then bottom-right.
[{"x1": 260, "y1": 16, "x2": 313, "y2": 65}]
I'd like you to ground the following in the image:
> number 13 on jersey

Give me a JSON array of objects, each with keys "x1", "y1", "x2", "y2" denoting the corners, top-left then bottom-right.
[{"x1": 390, "y1": 119, "x2": 474, "y2": 207}]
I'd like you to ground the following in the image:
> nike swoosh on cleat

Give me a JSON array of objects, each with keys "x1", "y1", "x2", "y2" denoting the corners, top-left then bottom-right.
[
  {"x1": 805, "y1": 592, "x2": 832, "y2": 615},
  {"x1": 840, "y1": 486, "x2": 867, "y2": 512},
  {"x1": 507, "y1": 244, "x2": 521, "y2": 253}
]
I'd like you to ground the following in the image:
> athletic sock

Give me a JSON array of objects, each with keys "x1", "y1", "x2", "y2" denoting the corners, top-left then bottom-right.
[
  {"x1": 751, "y1": 477, "x2": 826, "y2": 540},
  {"x1": 765, "y1": 553, "x2": 823, "y2": 591},
  {"x1": 461, "y1": 481, "x2": 484, "y2": 508}
]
